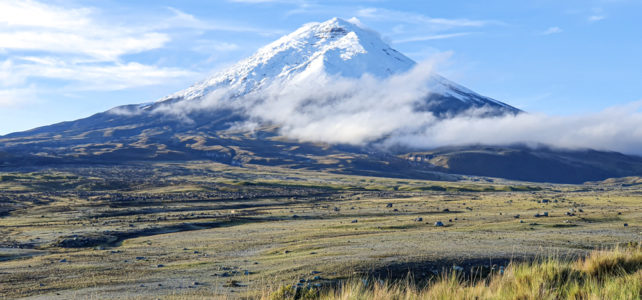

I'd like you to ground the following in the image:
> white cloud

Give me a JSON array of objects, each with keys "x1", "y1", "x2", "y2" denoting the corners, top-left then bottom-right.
[
  {"x1": 228, "y1": 0, "x2": 298, "y2": 3},
  {"x1": 0, "y1": 0, "x2": 90, "y2": 29},
  {"x1": 384, "y1": 101, "x2": 642, "y2": 155},
  {"x1": 356, "y1": 8, "x2": 499, "y2": 28},
  {"x1": 0, "y1": 57, "x2": 195, "y2": 97},
  {"x1": 0, "y1": 0, "x2": 170, "y2": 61},
  {"x1": 150, "y1": 61, "x2": 642, "y2": 155},
  {"x1": 541, "y1": 26, "x2": 563, "y2": 35},
  {"x1": 0, "y1": 1, "x2": 229, "y2": 106},
  {"x1": 164, "y1": 7, "x2": 283, "y2": 36},
  {"x1": 394, "y1": 32, "x2": 472, "y2": 44},
  {"x1": 0, "y1": 31, "x2": 169, "y2": 62},
  {"x1": 192, "y1": 41, "x2": 240, "y2": 53},
  {"x1": 0, "y1": 86, "x2": 37, "y2": 107},
  {"x1": 588, "y1": 15, "x2": 606, "y2": 22}
]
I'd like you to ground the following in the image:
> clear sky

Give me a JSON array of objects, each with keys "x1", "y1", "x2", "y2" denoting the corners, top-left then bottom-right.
[{"x1": 1, "y1": 0, "x2": 641, "y2": 135}]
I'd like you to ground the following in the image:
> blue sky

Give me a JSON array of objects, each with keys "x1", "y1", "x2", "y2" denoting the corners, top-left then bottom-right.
[{"x1": 1, "y1": 0, "x2": 641, "y2": 135}]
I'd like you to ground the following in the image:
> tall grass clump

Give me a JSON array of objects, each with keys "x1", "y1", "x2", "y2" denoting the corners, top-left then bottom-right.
[{"x1": 267, "y1": 244, "x2": 641, "y2": 299}]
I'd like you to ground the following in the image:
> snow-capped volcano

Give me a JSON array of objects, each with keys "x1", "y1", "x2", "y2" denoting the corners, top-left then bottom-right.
[
  {"x1": 161, "y1": 17, "x2": 414, "y2": 102},
  {"x1": 157, "y1": 17, "x2": 518, "y2": 114},
  {"x1": 6, "y1": 18, "x2": 642, "y2": 184}
]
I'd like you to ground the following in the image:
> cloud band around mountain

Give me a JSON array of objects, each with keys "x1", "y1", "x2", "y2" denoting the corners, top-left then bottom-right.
[{"x1": 145, "y1": 60, "x2": 642, "y2": 155}]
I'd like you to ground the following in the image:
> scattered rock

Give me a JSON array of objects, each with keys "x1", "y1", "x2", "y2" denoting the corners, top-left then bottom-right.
[{"x1": 223, "y1": 280, "x2": 242, "y2": 287}]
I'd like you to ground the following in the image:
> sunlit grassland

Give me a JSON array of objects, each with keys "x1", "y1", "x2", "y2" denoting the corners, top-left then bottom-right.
[{"x1": 0, "y1": 162, "x2": 640, "y2": 298}]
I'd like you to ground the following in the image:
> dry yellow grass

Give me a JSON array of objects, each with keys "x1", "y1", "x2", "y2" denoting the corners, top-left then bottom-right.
[{"x1": 265, "y1": 245, "x2": 641, "y2": 300}]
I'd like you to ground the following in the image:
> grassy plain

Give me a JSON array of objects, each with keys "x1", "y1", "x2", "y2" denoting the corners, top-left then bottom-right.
[{"x1": 0, "y1": 162, "x2": 640, "y2": 299}]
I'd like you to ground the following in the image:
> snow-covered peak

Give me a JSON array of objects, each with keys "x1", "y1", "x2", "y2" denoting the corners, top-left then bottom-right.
[
  {"x1": 155, "y1": 17, "x2": 519, "y2": 114},
  {"x1": 161, "y1": 17, "x2": 416, "y2": 102}
]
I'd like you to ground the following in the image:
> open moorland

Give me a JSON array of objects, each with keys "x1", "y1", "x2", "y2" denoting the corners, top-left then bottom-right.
[{"x1": 0, "y1": 162, "x2": 640, "y2": 299}]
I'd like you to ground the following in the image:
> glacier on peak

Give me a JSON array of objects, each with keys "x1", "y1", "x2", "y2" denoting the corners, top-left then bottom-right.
[
  {"x1": 152, "y1": 17, "x2": 518, "y2": 116},
  {"x1": 159, "y1": 17, "x2": 416, "y2": 102}
]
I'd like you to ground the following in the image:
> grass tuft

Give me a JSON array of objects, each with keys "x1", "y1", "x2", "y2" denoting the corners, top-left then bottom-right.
[{"x1": 267, "y1": 245, "x2": 642, "y2": 300}]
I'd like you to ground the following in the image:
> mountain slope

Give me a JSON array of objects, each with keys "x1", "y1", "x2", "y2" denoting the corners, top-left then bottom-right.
[
  {"x1": 404, "y1": 145, "x2": 642, "y2": 183},
  {"x1": 1, "y1": 18, "x2": 640, "y2": 183}
]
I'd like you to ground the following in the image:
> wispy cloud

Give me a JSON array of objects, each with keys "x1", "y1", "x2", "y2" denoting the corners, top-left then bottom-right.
[
  {"x1": 227, "y1": 0, "x2": 307, "y2": 3},
  {"x1": 351, "y1": 7, "x2": 500, "y2": 48},
  {"x1": 164, "y1": 7, "x2": 283, "y2": 36},
  {"x1": 356, "y1": 8, "x2": 500, "y2": 29},
  {"x1": 10, "y1": 57, "x2": 195, "y2": 90},
  {"x1": 588, "y1": 15, "x2": 606, "y2": 22},
  {"x1": 0, "y1": 1, "x2": 263, "y2": 106},
  {"x1": 192, "y1": 40, "x2": 240, "y2": 53},
  {"x1": 541, "y1": 26, "x2": 563, "y2": 35},
  {"x1": 394, "y1": 32, "x2": 473, "y2": 44},
  {"x1": 0, "y1": 87, "x2": 37, "y2": 108},
  {"x1": 0, "y1": 0, "x2": 170, "y2": 61}
]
